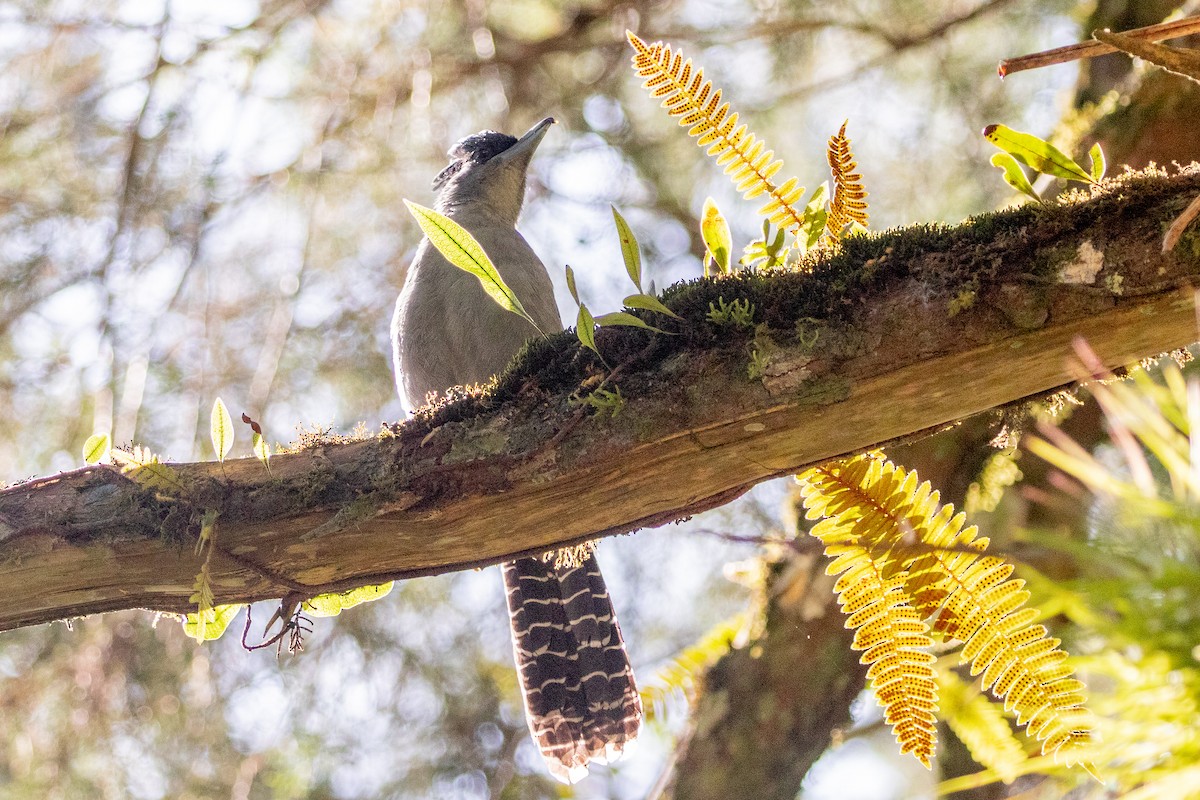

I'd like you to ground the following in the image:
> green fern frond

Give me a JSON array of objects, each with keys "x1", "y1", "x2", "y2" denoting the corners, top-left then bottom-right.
[
  {"x1": 797, "y1": 453, "x2": 1094, "y2": 768},
  {"x1": 640, "y1": 612, "x2": 748, "y2": 722},
  {"x1": 939, "y1": 669, "x2": 1027, "y2": 783},
  {"x1": 825, "y1": 121, "x2": 869, "y2": 239},
  {"x1": 111, "y1": 446, "x2": 185, "y2": 495},
  {"x1": 627, "y1": 32, "x2": 807, "y2": 234}
]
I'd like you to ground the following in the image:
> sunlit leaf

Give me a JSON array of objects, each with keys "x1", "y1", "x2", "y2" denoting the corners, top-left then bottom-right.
[
  {"x1": 611, "y1": 206, "x2": 642, "y2": 291},
  {"x1": 982, "y1": 124, "x2": 1093, "y2": 184},
  {"x1": 251, "y1": 432, "x2": 270, "y2": 470},
  {"x1": 82, "y1": 433, "x2": 110, "y2": 465},
  {"x1": 1088, "y1": 143, "x2": 1106, "y2": 182},
  {"x1": 303, "y1": 582, "x2": 394, "y2": 618},
  {"x1": 404, "y1": 200, "x2": 541, "y2": 332},
  {"x1": 700, "y1": 197, "x2": 732, "y2": 276},
  {"x1": 989, "y1": 152, "x2": 1040, "y2": 202},
  {"x1": 183, "y1": 603, "x2": 244, "y2": 642},
  {"x1": 210, "y1": 397, "x2": 233, "y2": 462},
  {"x1": 801, "y1": 182, "x2": 830, "y2": 250}
]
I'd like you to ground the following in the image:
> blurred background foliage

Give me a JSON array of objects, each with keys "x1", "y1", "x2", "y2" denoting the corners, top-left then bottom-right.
[{"x1": 2, "y1": 0, "x2": 1200, "y2": 798}]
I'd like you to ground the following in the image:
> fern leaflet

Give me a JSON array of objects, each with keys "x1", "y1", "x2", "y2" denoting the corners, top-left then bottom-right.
[
  {"x1": 627, "y1": 32, "x2": 807, "y2": 234},
  {"x1": 797, "y1": 453, "x2": 1094, "y2": 768},
  {"x1": 825, "y1": 121, "x2": 869, "y2": 239}
]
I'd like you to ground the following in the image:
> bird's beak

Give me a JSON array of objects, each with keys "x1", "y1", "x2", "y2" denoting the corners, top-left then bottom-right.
[{"x1": 493, "y1": 117, "x2": 555, "y2": 167}]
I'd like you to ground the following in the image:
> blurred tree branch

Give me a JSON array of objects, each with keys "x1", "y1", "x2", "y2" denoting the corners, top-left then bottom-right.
[{"x1": 1, "y1": 169, "x2": 1198, "y2": 631}]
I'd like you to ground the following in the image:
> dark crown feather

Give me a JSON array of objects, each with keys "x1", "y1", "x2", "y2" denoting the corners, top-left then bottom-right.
[{"x1": 432, "y1": 129, "x2": 519, "y2": 191}]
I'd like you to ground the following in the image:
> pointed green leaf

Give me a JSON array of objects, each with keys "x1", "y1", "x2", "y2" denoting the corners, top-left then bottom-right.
[
  {"x1": 982, "y1": 124, "x2": 1093, "y2": 184},
  {"x1": 565, "y1": 264, "x2": 580, "y2": 306},
  {"x1": 700, "y1": 197, "x2": 733, "y2": 276},
  {"x1": 252, "y1": 432, "x2": 270, "y2": 470},
  {"x1": 594, "y1": 311, "x2": 666, "y2": 333},
  {"x1": 611, "y1": 206, "x2": 642, "y2": 291},
  {"x1": 1088, "y1": 142, "x2": 1106, "y2": 182},
  {"x1": 303, "y1": 582, "x2": 394, "y2": 618},
  {"x1": 210, "y1": 397, "x2": 233, "y2": 462},
  {"x1": 83, "y1": 433, "x2": 111, "y2": 465},
  {"x1": 576, "y1": 303, "x2": 598, "y2": 355},
  {"x1": 404, "y1": 200, "x2": 541, "y2": 333},
  {"x1": 989, "y1": 152, "x2": 1040, "y2": 202},
  {"x1": 623, "y1": 293, "x2": 682, "y2": 319},
  {"x1": 184, "y1": 603, "x2": 244, "y2": 642}
]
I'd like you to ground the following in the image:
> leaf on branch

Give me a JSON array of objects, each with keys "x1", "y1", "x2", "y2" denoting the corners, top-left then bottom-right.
[
  {"x1": 611, "y1": 206, "x2": 643, "y2": 290},
  {"x1": 623, "y1": 292, "x2": 681, "y2": 319},
  {"x1": 990, "y1": 152, "x2": 1041, "y2": 203},
  {"x1": 211, "y1": 397, "x2": 234, "y2": 463},
  {"x1": 404, "y1": 200, "x2": 542, "y2": 333},
  {"x1": 983, "y1": 124, "x2": 1094, "y2": 184},
  {"x1": 82, "y1": 433, "x2": 111, "y2": 465},
  {"x1": 303, "y1": 581, "x2": 395, "y2": 618},
  {"x1": 183, "y1": 603, "x2": 243, "y2": 642},
  {"x1": 700, "y1": 196, "x2": 733, "y2": 275}
]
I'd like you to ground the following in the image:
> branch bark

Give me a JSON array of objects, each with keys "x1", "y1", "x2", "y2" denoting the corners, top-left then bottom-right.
[{"x1": 2, "y1": 169, "x2": 1199, "y2": 632}]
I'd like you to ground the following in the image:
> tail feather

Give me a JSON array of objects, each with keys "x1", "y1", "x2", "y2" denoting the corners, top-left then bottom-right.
[{"x1": 503, "y1": 552, "x2": 641, "y2": 783}]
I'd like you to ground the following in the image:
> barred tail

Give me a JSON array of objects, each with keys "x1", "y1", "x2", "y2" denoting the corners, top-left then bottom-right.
[{"x1": 502, "y1": 552, "x2": 642, "y2": 783}]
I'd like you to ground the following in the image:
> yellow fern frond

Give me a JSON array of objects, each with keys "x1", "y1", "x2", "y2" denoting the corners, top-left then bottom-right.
[
  {"x1": 797, "y1": 453, "x2": 1094, "y2": 769},
  {"x1": 627, "y1": 32, "x2": 807, "y2": 234},
  {"x1": 800, "y1": 456, "x2": 939, "y2": 766},
  {"x1": 825, "y1": 121, "x2": 869, "y2": 239},
  {"x1": 640, "y1": 612, "x2": 748, "y2": 721}
]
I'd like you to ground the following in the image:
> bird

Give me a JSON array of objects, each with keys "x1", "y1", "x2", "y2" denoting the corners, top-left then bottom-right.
[{"x1": 391, "y1": 117, "x2": 642, "y2": 783}]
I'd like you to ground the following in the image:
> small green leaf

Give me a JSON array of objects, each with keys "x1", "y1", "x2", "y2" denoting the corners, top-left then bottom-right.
[
  {"x1": 251, "y1": 432, "x2": 271, "y2": 470},
  {"x1": 303, "y1": 582, "x2": 394, "y2": 618},
  {"x1": 210, "y1": 397, "x2": 233, "y2": 462},
  {"x1": 565, "y1": 264, "x2": 580, "y2": 306},
  {"x1": 989, "y1": 152, "x2": 1040, "y2": 202},
  {"x1": 576, "y1": 303, "x2": 598, "y2": 355},
  {"x1": 404, "y1": 200, "x2": 541, "y2": 333},
  {"x1": 183, "y1": 603, "x2": 244, "y2": 642},
  {"x1": 700, "y1": 197, "x2": 733, "y2": 276},
  {"x1": 800, "y1": 182, "x2": 830, "y2": 250},
  {"x1": 1088, "y1": 142, "x2": 1106, "y2": 182},
  {"x1": 82, "y1": 433, "x2": 111, "y2": 464},
  {"x1": 982, "y1": 124, "x2": 1093, "y2": 184},
  {"x1": 623, "y1": 293, "x2": 682, "y2": 319},
  {"x1": 594, "y1": 311, "x2": 665, "y2": 333},
  {"x1": 611, "y1": 206, "x2": 642, "y2": 291}
]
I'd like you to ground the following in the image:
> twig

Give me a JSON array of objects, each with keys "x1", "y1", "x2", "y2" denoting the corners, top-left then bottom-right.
[{"x1": 999, "y1": 15, "x2": 1200, "y2": 77}]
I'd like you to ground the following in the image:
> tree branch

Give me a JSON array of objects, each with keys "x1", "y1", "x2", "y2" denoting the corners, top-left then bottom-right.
[{"x1": 2, "y1": 168, "x2": 1199, "y2": 632}]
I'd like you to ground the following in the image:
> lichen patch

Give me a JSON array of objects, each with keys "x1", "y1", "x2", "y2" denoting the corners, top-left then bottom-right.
[{"x1": 1059, "y1": 240, "x2": 1104, "y2": 285}]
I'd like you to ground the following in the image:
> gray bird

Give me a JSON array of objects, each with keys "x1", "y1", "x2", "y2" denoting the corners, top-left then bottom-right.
[{"x1": 392, "y1": 117, "x2": 642, "y2": 783}]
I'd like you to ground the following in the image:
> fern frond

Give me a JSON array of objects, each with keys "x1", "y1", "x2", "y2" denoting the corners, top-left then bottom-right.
[
  {"x1": 111, "y1": 446, "x2": 185, "y2": 495},
  {"x1": 627, "y1": 32, "x2": 807, "y2": 234},
  {"x1": 640, "y1": 612, "x2": 748, "y2": 722},
  {"x1": 825, "y1": 121, "x2": 869, "y2": 239},
  {"x1": 938, "y1": 669, "x2": 1027, "y2": 783},
  {"x1": 797, "y1": 453, "x2": 1094, "y2": 768},
  {"x1": 800, "y1": 456, "x2": 939, "y2": 766}
]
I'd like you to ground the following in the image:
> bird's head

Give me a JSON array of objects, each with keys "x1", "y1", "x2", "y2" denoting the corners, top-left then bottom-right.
[{"x1": 432, "y1": 117, "x2": 555, "y2": 224}]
